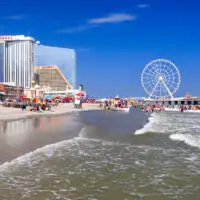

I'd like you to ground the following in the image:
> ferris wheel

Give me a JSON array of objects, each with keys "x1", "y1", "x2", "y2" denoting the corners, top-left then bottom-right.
[{"x1": 141, "y1": 59, "x2": 181, "y2": 99}]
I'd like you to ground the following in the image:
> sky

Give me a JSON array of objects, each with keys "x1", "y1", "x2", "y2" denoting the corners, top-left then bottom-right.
[{"x1": 0, "y1": 0, "x2": 200, "y2": 98}]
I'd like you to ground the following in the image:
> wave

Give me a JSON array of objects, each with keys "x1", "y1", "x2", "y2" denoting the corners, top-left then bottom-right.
[
  {"x1": 0, "y1": 136, "x2": 82, "y2": 171},
  {"x1": 135, "y1": 112, "x2": 200, "y2": 150},
  {"x1": 134, "y1": 113, "x2": 165, "y2": 135},
  {"x1": 169, "y1": 133, "x2": 200, "y2": 149},
  {"x1": 78, "y1": 127, "x2": 86, "y2": 138},
  {"x1": 0, "y1": 127, "x2": 118, "y2": 170},
  {"x1": 134, "y1": 112, "x2": 199, "y2": 136},
  {"x1": 2, "y1": 111, "x2": 200, "y2": 172},
  {"x1": 134, "y1": 116, "x2": 153, "y2": 135}
]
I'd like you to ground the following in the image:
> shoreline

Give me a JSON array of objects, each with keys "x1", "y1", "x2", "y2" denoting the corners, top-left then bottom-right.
[
  {"x1": 0, "y1": 107, "x2": 150, "y2": 166},
  {"x1": 0, "y1": 103, "x2": 100, "y2": 165},
  {"x1": 0, "y1": 103, "x2": 100, "y2": 121}
]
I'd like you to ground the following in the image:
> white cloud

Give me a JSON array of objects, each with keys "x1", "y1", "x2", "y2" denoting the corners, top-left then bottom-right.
[
  {"x1": 88, "y1": 13, "x2": 136, "y2": 24},
  {"x1": 0, "y1": 15, "x2": 25, "y2": 20},
  {"x1": 138, "y1": 4, "x2": 149, "y2": 8},
  {"x1": 57, "y1": 25, "x2": 88, "y2": 33},
  {"x1": 57, "y1": 13, "x2": 136, "y2": 34}
]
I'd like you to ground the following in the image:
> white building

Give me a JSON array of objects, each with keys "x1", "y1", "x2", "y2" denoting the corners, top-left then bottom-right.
[
  {"x1": 0, "y1": 35, "x2": 35, "y2": 88},
  {"x1": 44, "y1": 88, "x2": 86, "y2": 97}
]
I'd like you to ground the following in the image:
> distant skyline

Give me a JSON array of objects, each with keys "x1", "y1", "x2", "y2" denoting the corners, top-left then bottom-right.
[{"x1": 1, "y1": 0, "x2": 200, "y2": 97}]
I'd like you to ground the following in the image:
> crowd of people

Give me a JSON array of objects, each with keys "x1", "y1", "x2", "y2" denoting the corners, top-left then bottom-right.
[
  {"x1": 21, "y1": 99, "x2": 58, "y2": 112},
  {"x1": 0, "y1": 94, "x2": 94, "y2": 112},
  {"x1": 100, "y1": 99, "x2": 130, "y2": 111},
  {"x1": 140, "y1": 103, "x2": 200, "y2": 113},
  {"x1": 0, "y1": 96, "x2": 61, "y2": 112}
]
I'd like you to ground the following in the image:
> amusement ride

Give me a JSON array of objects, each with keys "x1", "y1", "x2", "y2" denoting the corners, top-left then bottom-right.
[{"x1": 141, "y1": 59, "x2": 181, "y2": 99}]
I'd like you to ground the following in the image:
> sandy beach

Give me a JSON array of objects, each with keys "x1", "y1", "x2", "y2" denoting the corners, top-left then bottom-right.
[{"x1": 0, "y1": 103, "x2": 100, "y2": 121}]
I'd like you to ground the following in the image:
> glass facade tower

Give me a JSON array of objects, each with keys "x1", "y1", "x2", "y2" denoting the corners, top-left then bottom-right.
[{"x1": 35, "y1": 45, "x2": 76, "y2": 88}]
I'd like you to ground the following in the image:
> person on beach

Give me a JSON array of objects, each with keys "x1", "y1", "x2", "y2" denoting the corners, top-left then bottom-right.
[
  {"x1": 146, "y1": 105, "x2": 149, "y2": 112},
  {"x1": 151, "y1": 105, "x2": 154, "y2": 112},
  {"x1": 109, "y1": 100, "x2": 112, "y2": 107},
  {"x1": 180, "y1": 105, "x2": 184, "y2": 112},
  {"x1": 104, "y1": 101, "x2": 109, "y2": 110},
  {"x1": 74, "y1": 98, "x2": 80, "y2": 109},
  {"x1": 124, "y1": 100, "x2": 128, "y2": 108},
  {"x1": 141, "y1": 105, "x2": 144, "y2": 111},
  {"x1": 22, "y1": 102, "x2": 26, "y2": 111},
  {"x1": 80, "y1": 97, "x2": 83, "y2": 109}
]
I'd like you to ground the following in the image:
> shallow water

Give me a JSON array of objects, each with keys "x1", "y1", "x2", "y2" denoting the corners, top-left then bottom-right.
[{"x1": 0, "y1": 109, "x2": 200, "y2": 200}]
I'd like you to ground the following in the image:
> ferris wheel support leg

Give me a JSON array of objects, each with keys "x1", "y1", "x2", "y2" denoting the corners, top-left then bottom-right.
[
  {"x1": 161, "y1": 80, "x2": 174, "y2": 99},
  {"x1": 149, "y1": 80, "x2": 160, "y2": 99}
]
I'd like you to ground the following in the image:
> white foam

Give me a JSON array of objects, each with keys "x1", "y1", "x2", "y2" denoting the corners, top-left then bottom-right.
[
  {"x1": 0, "y1": 137, "x2": 81, "y2": 171},
  {"x1": 169, "y1": 133, "x2": 200, "y2": 149},
  {"x1": 134, "y1": 119, "x2": 152, "y2": 135},
  {"x1": 78, "y1": 128, "x2": 85, "y2": 138},
  {"x1": 193, "y1": 126, "x2": 200, "y2": 129},
  {"x1": 134, "y1": 113, "x2": 159, "y2": 135},
  {"x1": 0, "y1": 127, "x2": 113, "y2": 171}
]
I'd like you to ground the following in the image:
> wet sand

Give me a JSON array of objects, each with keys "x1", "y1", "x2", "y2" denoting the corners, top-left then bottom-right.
[
  {"x1": 0, "y1": 103, "x2": 99, "y2": 164},
  {"x1": 0, "y1": 106, "x2": 148, "y2": 165}
]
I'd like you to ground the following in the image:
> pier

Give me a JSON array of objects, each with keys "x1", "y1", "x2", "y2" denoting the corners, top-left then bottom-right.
[{"x1": 143, "y1": 97, "x2": 200, "y2": 105}]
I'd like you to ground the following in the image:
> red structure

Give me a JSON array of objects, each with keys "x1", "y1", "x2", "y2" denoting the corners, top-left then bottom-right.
[{"x1": 185, "y1": 92, "x2": 191, "y2": 99}]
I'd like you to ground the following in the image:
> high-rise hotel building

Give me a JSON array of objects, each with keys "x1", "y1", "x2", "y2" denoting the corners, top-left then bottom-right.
[
  {"x1": 0, "y1": 35, "x2": 34, "y2": 88},
  {"x1": 35, "y1": 45, "x2": 76, "y2": 89}
]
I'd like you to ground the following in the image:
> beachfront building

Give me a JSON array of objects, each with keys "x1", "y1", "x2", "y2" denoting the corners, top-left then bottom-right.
[
  {"x1": 0, "y1": 84, "x2": 24, "y2": 97},
  {"x1": 34, "y1": 45, "x2": 76, "y2": 89},
  {"x1": 0, "y1": 35, "x2": 34, "y2": 88},
  {"x1": 34, "y1": 65, "x2": 72, "y2": 91},
  {"x1": 44, "y1": 88, "x2": 86, "y2": 97}
]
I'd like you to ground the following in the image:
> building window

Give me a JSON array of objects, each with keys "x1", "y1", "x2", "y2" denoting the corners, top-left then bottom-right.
[{"x1": 0, "y1": 43, "x2": 4, "y2": 82}]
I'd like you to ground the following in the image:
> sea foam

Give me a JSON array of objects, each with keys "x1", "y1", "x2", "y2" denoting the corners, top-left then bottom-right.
[
  {"x1": 134, "y1": 112, "x2": 165, "y2": 135},
  {"x1": 0, "y1": 137, "x2": 81, "y2": 171},
  {"x1": 169, "y1": 133, "x2": 200, "y2": 149}
]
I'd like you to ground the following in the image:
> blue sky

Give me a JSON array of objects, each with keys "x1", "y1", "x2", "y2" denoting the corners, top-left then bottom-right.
[{"x1": 1, "y1": 0, "x2": 200, "y2": 97}]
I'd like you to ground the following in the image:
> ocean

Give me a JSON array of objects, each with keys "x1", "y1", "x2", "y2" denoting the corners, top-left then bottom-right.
[{"x1": 0, "y1": 109, "x2": 200, "y2": 200}]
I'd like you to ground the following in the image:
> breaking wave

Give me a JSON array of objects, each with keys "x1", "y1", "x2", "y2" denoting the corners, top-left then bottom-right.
[
  {"x1": 170, "y1": 133, "x2": 200, "y2": 149},
  {"x1": 134, "y1": 111, "x2": 200, "y2": 149}
]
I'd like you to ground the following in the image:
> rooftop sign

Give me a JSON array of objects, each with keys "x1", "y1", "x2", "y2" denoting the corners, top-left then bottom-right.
[
  {"x1": 38, "y1": 66, "x2": 57, "y2": 69},
  {"x1": 0, "y1": 35, "x2": 34, "y2": 41}
]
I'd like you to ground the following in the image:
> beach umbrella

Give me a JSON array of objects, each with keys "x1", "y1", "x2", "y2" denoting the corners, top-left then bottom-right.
[
  {"x1": 41, "y1": 100, "x2": 46, "y2": 105},
  {"x1": 33, "y1": 97, "x2": 40, "y2": 103},
  {"x1": 19, "y1": 95, "x2": 27, "y2": 99},
  {"x1": 26, "y1": 95, "x2": 31, "y2": 99},
  {"x1": 99, "y1": 98, "x2": 107, "y2": 102},
  {"x1": 46, "y1": 95, "x2": 52, "y2": 99},
  {"x1": 115, "y1": 95, "x2": 120, "y2": 100},
  {"x1": 76, "y1": 92, "x2": 85, "y2": 97}
]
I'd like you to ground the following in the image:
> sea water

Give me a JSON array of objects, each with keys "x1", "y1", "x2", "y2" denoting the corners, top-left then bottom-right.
[{"x1": 0, "y1": 109, "x2": 200, "y2": 200}]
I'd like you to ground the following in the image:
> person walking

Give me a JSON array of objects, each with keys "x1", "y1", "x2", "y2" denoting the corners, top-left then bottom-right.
[
  {"x1": 80, "y1": 97, "x2": 83, "y2": 109},
  {"x1": 22, "y1": 102, "x2": 26, "y2": 111},
  {"x1": 74, "y1": 98, "x2": 80, "y2": 109}
]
